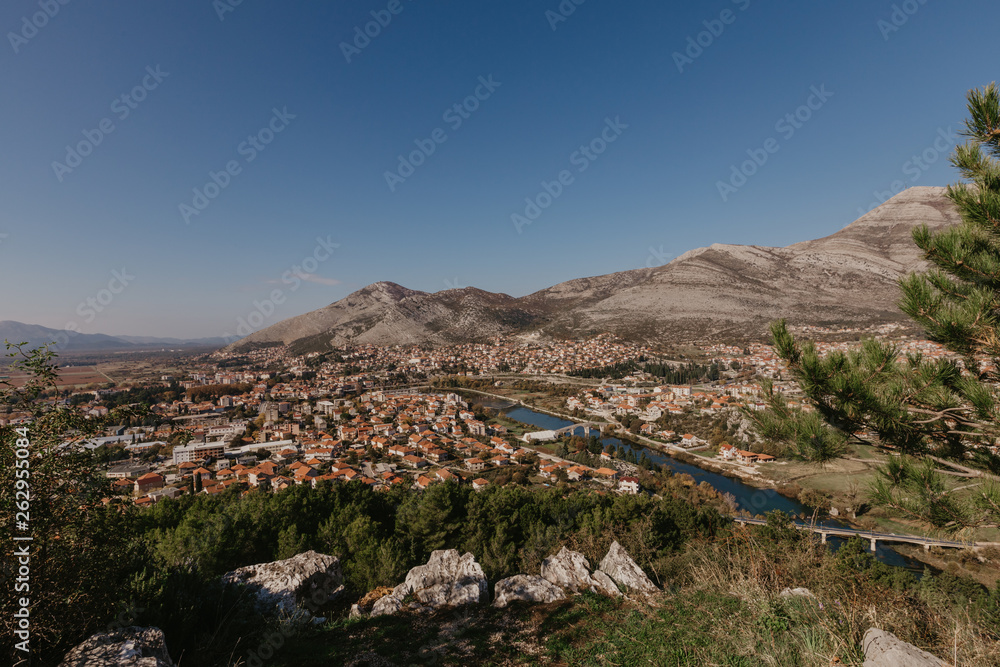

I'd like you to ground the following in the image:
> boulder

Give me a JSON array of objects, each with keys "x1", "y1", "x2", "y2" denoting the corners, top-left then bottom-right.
[
  {"x1": 370, "y1": 550, "x2": 487, "y2": 617},
  {"x1": 59, "y1": 626, "x2": 174, "y2": 667},
  {"x1": 862, "y1": 628, "x2": 947, "y2": 667},
  {"x1": 597, "y1": 541, "x2": 657, "y2": 595},
  {"x1": 370, "y1": 582, "x2": 408, "y2": 617},
  {"x1": 540, "y1": 546, "x2": 614, "y2": 595},
  {"x1": 592, "y1": 569, "x2": 623, "y2": 598},
  {"x1": 493, "y1": 575, "x2": 567, "y2": 608},
  {"x1": 222, "y1": 550, "x2": 343, "y2": 617}
]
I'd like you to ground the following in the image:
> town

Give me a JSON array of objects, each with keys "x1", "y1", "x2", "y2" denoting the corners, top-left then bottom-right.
[{"x1": 0, "y1": 328, "x2": 962, "y2": 507}]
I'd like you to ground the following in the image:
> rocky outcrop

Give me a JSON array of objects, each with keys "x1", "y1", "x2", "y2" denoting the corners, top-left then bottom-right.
[
  {"x1": 59, "y1": 626, "x2": 174, "y2": 667},
  {"x1": 370, "y1": 550, "x2": 488, "y2": 617},
  {"x1": 540, "y1": 547, "x2": 619, "y2": 596},
  {"x1": 222, "y1": 550, "x2": 343, "y2": 617},
  {"x1": 597, "y1": 541, "x2": 657, "y2": 595},
  {"x1": 862, "y1": 628, "x2": 946, "y2": 667},
  {"x1": 493, "y1": 575, "x2": 567, "y2": 608}
]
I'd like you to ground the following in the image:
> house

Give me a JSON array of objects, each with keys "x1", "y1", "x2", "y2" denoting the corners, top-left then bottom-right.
[
  {"x1": 718, "y1": 443, "x2": 736, "y2": 460},
  {"x1": 426, "y1": 448, "x2": 450, "y2": 462},
  {"x1": 402, "y1": 454, "x2": 429, "y2": 469},
  {"x1": 148, "y1": 487, "x2": 182, "y2": 503},
  {"x1": 107, "y1": 463, "x2": 152, "y2": 479},
  {"x1": 594, "y1": 467, "x2": 620, "y2": 481},
  {"x1": 436, "y1": 469, "x2": 458, "y2": 483},
  {"x1": 472, "y1": 478, "x2": 490, "y2": 491},
  {"x1": 618, "y1": 476, "x2": 640, "y2": 494},
  {"x1": 465, "y1": 458, "x2": 486, "y2": 472},
  {"x1": 135, "y1": 472, "x2": 164, "y2": 494},
  {"x1": 292, "y1": 466, "x2": 320, "y2": 484}
]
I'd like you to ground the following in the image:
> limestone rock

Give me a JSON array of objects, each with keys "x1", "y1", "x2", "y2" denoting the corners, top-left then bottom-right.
[
  {"x1": 540, "y1": 546, "x2": 609, "y2": 594},
  {"x1": 862, "y1": 628, "x2": 946, "y2": 667},
  {"x1": 370, "y1": 550, "x2": 487, "y2": 617},
  {"x1": 370, "y1": 582, "x2": 409, "y2": 617},
  {"x1": 779, "y1": 587, "x2": 816, "y2": 600},
  {"x1": 59, "y1": 626, "x2": 174, "y2": 667},
  {"x1": 597, "y1": 541, "x2": 657, "y2": 595},
  {"x1": 222, "y1": 550, "x2": 343, "y2": 616},
  {"x1": 493, "y1": 574, "x2": 567, "y2": 608},
  {"x1": 591, "y1": 569, "x2": 623, "y2": 597}
]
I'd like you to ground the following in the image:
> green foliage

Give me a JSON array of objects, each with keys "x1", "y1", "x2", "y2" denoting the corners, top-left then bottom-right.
[
  {"x1": 758, "y1": 83, "x2": 1000, "y2": 529},
  {"x1": 868, "y1": 456, "x2": 1000, "y2": 529},
  {"x1": 743, "y1": 378, "x2": 848, "y2": 463},
  {"x1": 0, "y1": 342, "x2": 147, "y2": 664}
]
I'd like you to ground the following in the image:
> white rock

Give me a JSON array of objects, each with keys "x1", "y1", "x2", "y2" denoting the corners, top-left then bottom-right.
[
  {"x1": 779, "y1": 587, "x2": 816, "y2": 599},
  {"x1": 862, "y1": 628, "x2": 946, "y2": 667},
  {"x1": 59, "y1": 626, "x2": 174, "y2": 667},
  {"x1": 370, "y1": 550, "x2": 487, "y2": 617},
  {"x1": 597, "y1": 541, "x2": 657, "y2": 595},
  {"x1": 222, "y1": 550, "x2": 343, "y2": 616},
  {"x1": 540, "y1": 546, "x2": 608, "y2": 594},
  {"x1": 493, "y1": 575, "x2": 567, "y2": 608},
  {"x1": 591, "y1": 569, "x2": 623, "y2": 597}
]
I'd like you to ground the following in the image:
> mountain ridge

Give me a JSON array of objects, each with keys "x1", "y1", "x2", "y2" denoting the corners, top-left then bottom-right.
[{"x1": 226, "y1": 186, "x2": 960, "y2": 351}]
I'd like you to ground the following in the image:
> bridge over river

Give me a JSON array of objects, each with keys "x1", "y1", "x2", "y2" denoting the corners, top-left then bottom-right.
[{"x1": 734, "y1": 517, "x2": 999, "y2": 553}]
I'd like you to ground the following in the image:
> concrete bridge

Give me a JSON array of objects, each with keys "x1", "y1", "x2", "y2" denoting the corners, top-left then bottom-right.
[{"x1": 734, "y1": 517, "x2": 994, "y2": 553}]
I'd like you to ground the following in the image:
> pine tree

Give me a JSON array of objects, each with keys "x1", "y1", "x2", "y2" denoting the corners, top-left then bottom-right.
[{"x1": 754, "y1": 84, "x2": 1000, "y2": 531}]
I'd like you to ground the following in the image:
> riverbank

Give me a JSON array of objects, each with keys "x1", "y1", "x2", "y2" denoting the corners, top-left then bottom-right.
[{"x1": 447, "y1": 387, "x2": 1000, "y2": 579}]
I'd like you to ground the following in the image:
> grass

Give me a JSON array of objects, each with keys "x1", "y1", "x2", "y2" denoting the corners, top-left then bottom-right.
[{"x1": 260, "y1": 528, "x2": 1000, "y2": 667}]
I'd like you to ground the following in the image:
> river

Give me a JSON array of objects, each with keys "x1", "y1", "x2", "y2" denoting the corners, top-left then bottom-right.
[{"x1": 480, "y1": 400, "x2": 924, "y2": 572}]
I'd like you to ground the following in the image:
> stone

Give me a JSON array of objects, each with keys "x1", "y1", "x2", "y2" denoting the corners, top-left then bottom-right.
[
  {"x1": 59, "y1": 626, "x2": 174, "y2": 667},
  {"x1": 222, "y1": 550, "x2": 343, "y2": 617},
  {"x1": 592, "y1": 569, "x2": 623, "y2": 597},
  {"x1": 540, "y1": 546, "x2": 612, "y2": 595},
  {"x1": 862, "y1": 628, "x2": 946, "y2": 667},
  {"x1": 779, "y1": 587, "x2": 816, "y2": 599},
  {"x1": 493, "y1": 574, "x2": 567, "y2": 608},
  {"x1": 370, "y1": 550, "x2": 487, "y2": 618},
  {"x1": 370, "y1": 582, "x2": 409, "y2": 617},
  {"x1": 597, "y1": 541, "x2": 657, "y2": 595}
]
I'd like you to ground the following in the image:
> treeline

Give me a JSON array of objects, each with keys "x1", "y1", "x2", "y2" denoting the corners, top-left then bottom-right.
[
  {"x1": 143, "y1": 481, "x2": 723, "y2": 590},
  {"x1": 186, "y1": 382, "x2": 254, "y2": 402},
  {"x1": 101, "y1": 384, "x2": 181, "y2": 408}
]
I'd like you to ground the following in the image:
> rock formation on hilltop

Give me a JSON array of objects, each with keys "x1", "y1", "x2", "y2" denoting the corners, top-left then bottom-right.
[{"x1": 224, "y1": 186, "x2": 958, "y2": 351}]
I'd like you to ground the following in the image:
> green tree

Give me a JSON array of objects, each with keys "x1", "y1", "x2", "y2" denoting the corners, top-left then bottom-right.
[
  {"x1": 0, "y1": 342, "x2": 144, "y2": 664},
  {"x1": 759, "y1": 83, "x2": 1000, "y2": 530}
]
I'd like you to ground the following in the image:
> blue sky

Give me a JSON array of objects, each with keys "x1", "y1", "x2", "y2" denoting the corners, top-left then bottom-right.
[{"x1": 1, "y1": 0, "x2": 998, "y2": 338}]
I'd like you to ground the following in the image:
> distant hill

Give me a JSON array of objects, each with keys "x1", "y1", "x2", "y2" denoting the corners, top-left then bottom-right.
[
  {"x1": 221, "y1": 186, "x2": 959, "y2": 351},
  {"x1": 0, "y1": 321, "x2": 228, "y2": 352}
]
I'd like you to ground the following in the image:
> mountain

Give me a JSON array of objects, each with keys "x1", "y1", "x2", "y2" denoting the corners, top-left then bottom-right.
[
  {"x1": 225, "y1": 186, "x2": 960, "y2": 352},
  {"x1": 0, "y1": 322, "x2": 228, "y2": 352},
  {"x1": 0, "y1": 321, "x2": 135, "y2": 351},
  {"x1": 114, "y1": 335, "x2": 231, "y2": 347}
]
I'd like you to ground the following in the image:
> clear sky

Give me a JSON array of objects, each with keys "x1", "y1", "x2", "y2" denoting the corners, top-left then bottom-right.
[{"x1": 1, "y1": 0, "x2": 998, "y2": 339}]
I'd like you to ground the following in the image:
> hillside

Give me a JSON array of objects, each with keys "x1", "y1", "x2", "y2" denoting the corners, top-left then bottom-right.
[{"x1": 225, "y1": 186, "x2": 959, "y2": 352}]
